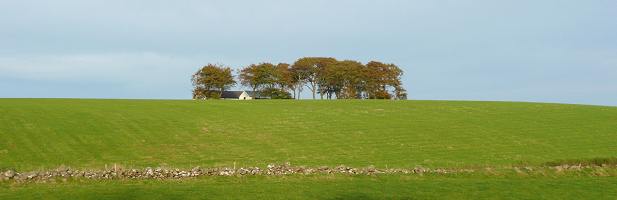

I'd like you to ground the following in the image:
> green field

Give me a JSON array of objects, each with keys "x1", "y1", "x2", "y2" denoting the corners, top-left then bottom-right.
[
  {"x1": 1, "y1": 99, "x2": 616, "y2": 199},
  {"x1": 2, "y1": 176, "x2": 617, "y2": 200}
]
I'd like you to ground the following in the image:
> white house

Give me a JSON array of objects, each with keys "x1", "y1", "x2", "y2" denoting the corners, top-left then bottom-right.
[{"x1": 221, "y1": 91, "x2": 254, "y2": 100}]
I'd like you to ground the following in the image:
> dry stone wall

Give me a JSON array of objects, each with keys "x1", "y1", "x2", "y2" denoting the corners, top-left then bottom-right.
[{"x1": 1, "y1": 162, "x2": 615, "y2": 183}]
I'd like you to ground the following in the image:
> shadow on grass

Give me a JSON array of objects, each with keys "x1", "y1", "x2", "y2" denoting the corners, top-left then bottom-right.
[{"x1": 545, "y1": 157, "x2": 617, "y2": 166}]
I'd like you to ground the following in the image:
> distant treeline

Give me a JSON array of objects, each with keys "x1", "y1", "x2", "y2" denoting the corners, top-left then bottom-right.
[{"x1": 192, "y1": 57, "x2": 406, "y2": 100}]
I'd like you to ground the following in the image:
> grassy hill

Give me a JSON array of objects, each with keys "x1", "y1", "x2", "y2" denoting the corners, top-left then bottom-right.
[{"x1": 1, "y1": 99, "x2": 616, "y2": 199}]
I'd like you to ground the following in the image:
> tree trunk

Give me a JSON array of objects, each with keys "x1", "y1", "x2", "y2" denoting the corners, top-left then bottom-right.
[
  {"x1": 311, "y1": 82, "x2": 316, "y2": 99},
  {"x1": 252, "y1": 86, "x2": 258, "y2": 99}
]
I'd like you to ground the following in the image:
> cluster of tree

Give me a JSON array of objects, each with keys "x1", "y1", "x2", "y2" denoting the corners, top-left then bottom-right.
[
  {"x1": 192, "y1": 57, "x2": 407, "y2": 100},
  {"x1": 191, "y1": 64, "x2": 235, "y2": 99}
]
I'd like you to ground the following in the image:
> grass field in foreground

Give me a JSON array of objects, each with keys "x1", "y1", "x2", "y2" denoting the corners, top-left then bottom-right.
[
  {"x1": 1, "y1": 99, "x2": 616, "y2": 170},
  {"x1": 1, "y1": 99, "x2": 616, "y2": 199},
  {"x1": 2, "y1": 175, "x2": 617, "y2": 200}
]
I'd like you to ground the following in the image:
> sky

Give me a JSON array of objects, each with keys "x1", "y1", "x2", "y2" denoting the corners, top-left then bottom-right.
[{"x1": 1, "y1": 0, "x2": 616, "y2": 106}]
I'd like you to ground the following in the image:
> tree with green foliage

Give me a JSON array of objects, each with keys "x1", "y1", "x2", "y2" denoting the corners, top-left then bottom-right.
[
  {"x1": 239, "y1": 63, "x2": 273, "y2": 98},
  {"x1": 320, "y1": 62, "x2": 343, "y2": 99},
  {"x1": 191, "y1": 64, "x2": 236, "y2": 99},
  {"x1": 239, "y1": 62, "x2": 292, "y2": 99},
  {"x1": 260, "y1": 88, "x2": 292, "y2": 99},
  {"x1": 291, "y1": 57, "x2": 338, "y2": 99},
  {"x1": 289, "y1": 64, "x2": 307, "y2": 99},
  {"x1": 337, "y1": 60, "x2": 366, "y2": 99},
  {"x1": 364, "y1": 61, "x2": 405, "y2": 99},
  {"x1": 319, "y1": 60, "x2": 366, "y2": 99},
  {"x1": 239, "y1": 64, "x2": 259, "y2": 95},
  {"x1": 274, "y1": 63, "x2": 295, "y2": 98}
]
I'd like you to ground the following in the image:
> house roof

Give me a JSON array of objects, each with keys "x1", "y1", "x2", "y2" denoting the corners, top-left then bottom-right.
[
  {"x1": 221, "y1": 91, "x2": 246, "y2": 98},
  {"x1": 220, "y1": 90, "x2": 262, "y2": 98}
]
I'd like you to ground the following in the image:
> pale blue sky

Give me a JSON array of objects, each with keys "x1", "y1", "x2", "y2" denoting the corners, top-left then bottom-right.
[{"x1": 1, "y1": 0, "x2": 616, "y2": 105}]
